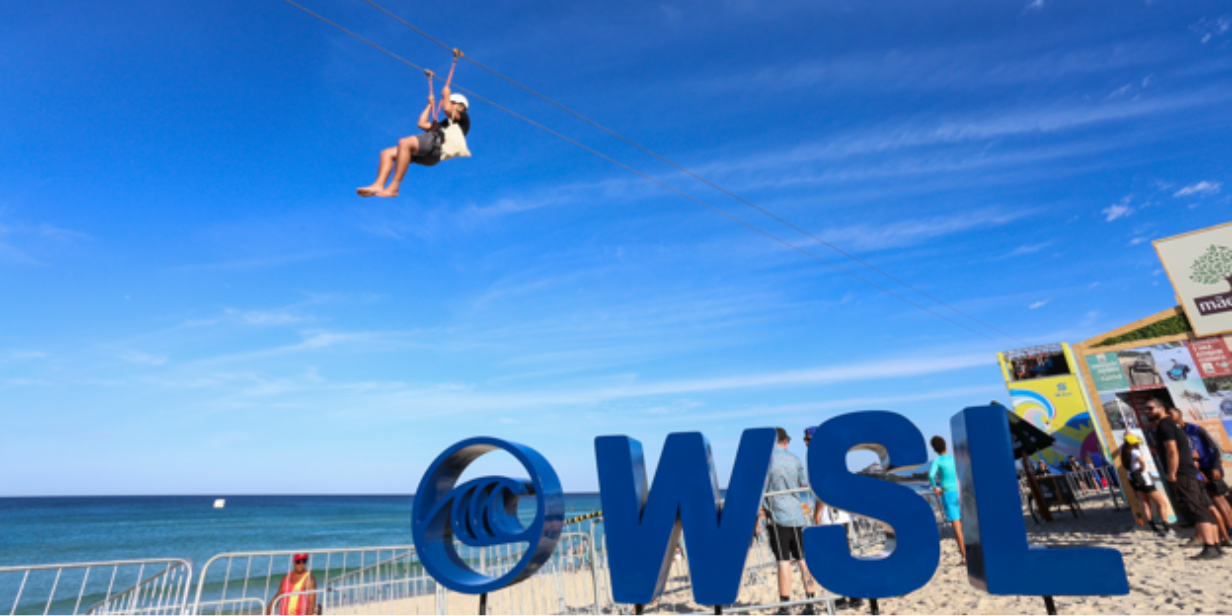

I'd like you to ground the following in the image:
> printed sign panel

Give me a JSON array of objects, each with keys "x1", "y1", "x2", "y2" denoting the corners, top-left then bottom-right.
[
  {"x1": 1150, "y1": 342, "x2": 1197, "y2": 383},
  {"x1": 1008, "y1": 375, "x2": 1100, "y2": 464},
  {"x1": 1165, "y1": 379, "x2": 1220, "y2": 422},
  {"x1": 1117, "y1": 349, "x2": 1164, "y2": 391},
  {"x1": 1086, "y1": 352, "x2": 1130, "y2": 392},
  {"x1": 1154, "y1": 222, "x2": 1232, "y2": 337},
  {"x1": 1189, "y1": 336, "x2": 1232, "y2": 378}
]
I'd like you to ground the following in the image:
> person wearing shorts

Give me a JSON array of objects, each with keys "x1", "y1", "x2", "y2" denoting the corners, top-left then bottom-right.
[
  {"x1": 356, "y1": 80, "x2": 470, "y2": 198},
  {"x1": 928, "y1": 436, "x2": 966, "y2": 565},
  {"x1": 763, "y1": 427, "x2": 819, "y2": 615},
  {"x1": 1148, "y1": 399, "x2": 1223, "y2": 560},
  {"x1": 1121, "y1": 433, "x2": 1177, "y2": 537}
]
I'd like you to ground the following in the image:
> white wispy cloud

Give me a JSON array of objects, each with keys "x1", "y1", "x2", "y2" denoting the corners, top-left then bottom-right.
[
  {"x1": 1191, "y1": 16, "x2": 1231, "y2": 44},
  {"x1": 1029, "y1": 300, "x2": 1049, "y2": 310},
  {"x1": 815, "y1": 207, "x2": 1032, "y2": 252},
  {"x1": 1101, "y1": 196, "x2": 1134, "y2": 221},
  {"x1": 169, "y1": 347, "x2": 997, "y2": 419},
  {"x1": 1003, "y1": 242, "x2": 1053, "y2": 258},
  {"x1": 225, "y1": 308, "x2": 306, "y2": 326},
  {"x1": 112, "y1": 348, "x2": 169, "y2": 366},
  {"x1": 1, "y1": 350, "x2": 50, "y2": 362},
  {"x1": 1174, "y1": 180, "x2": 1222, "y2": 197}
]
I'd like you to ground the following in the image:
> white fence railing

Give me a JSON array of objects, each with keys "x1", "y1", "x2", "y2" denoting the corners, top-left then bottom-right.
[
  {"x1": 11, "y1": 480, "x2": 974, "y2": 614},
  {"x1": 0, "y1": 559, "x2": 192, "y2": 616}
]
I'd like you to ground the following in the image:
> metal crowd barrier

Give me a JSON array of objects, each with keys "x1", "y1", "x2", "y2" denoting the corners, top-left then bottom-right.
[
  {"x1": 10, "y1": 482, "x2": 965, "y2": 615},
  {"x1": 0, "y1": 559, "x2": 192, "y2": 616},
  {"x1": 191, "y1": 545, "x2": 422, "y2": 615}
]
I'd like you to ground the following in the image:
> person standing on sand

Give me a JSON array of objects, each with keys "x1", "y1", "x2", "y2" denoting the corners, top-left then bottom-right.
[
  {"x1": 1121, "y1": 433, "x2": 1178, "y2": 538},
  {"x1": 1167, "y1": 408, "x2": 1232, "y2": 547},
  {"x1": 268, "y1": 554, "x2": 317, "y2": 615},
  {"x1": 764, "y1": 427, "x2": 820, "y2": 615},
  {"x1": 1147, "y1": 400, "x2": 1224, "y2": 559},
  {"x1": 928, "y1": 436, "x2": 967, "y2": 566}
]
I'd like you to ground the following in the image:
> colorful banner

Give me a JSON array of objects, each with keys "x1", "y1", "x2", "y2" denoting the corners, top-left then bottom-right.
[
  {"x1": 1190, "y1": 336, "x2": 1232, "y2": 378},
  {"x1": 1086, "y1": 352, "x2": 1130, "y2": 392},
  {"x1": 1008, "y1": 375, "x2": 1100, "y2": 464}
]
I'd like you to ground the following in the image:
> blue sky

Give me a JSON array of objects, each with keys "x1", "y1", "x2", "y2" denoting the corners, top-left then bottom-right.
[{"x1": 2, "y1": 0, "x2": 1230, "y2": 496}]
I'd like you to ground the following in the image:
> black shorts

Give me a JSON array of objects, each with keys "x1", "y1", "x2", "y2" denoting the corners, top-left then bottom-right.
[
  {"x1": 766, "y1": 523, "x2": 805, "y2": 562},
  {"x1": 1129, "y1": 471, "x2": 1156, "y2": 493},
  {"x1": 1171, "y1": 476, "x2": 1217, "y2": 525},
  {"x1": 411, "y1": 132, "x2": 442, "y2": 166}
]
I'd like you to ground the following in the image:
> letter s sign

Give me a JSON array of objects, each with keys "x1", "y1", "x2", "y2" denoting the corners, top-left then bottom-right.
[{"x1": 803, "y1": 411, "x2": 940, "y2": 598}]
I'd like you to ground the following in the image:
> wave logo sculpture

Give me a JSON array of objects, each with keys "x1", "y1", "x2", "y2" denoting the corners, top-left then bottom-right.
[{"x1": 412, "y1": 438, "x2": 564, "y2": 594}]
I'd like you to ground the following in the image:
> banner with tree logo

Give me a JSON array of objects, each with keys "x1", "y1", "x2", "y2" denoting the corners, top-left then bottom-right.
[{"x1": 1154, "y1": 222, "x2": 1232, "y2": 337}]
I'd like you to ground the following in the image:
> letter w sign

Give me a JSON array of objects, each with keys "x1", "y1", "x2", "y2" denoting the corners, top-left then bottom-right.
[{"x1": 595, "y1": 429, "x2": 776, "y2": 606}]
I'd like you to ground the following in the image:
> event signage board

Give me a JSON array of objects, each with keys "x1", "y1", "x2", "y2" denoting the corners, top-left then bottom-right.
[
  {"x1": 1154, "y1": 222, "x2": 1232, "y2": 338},
  {"x1": 1006, "y1": 376, "x2": 1100, "y2": 464},
  {"x1": 1085, "y1": 342, "x2": 1232, "y2": 468},
  {"x1": 413, "y1": 408, "x2": 1130, "y2": 605},
  {"x1": 1086, "y1": 352, "x2": 1130, "y2": 392},
  {"x1": 1190, "y1": 336, "x2": 1232, "y2": 378}
]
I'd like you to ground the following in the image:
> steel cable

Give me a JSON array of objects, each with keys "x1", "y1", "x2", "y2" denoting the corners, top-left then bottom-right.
[{"x1": 277, "y1": 0, "x2": 1012, "y2": 344}]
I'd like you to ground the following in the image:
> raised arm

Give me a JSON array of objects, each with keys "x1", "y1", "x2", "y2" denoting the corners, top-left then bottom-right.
[{"x1": 417, "y1": 94, "x2": 435, "y2": 131}]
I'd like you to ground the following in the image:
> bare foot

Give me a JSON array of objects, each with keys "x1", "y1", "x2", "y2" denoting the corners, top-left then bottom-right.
[
  {"x1": 357, "y1": 185, "x2": 383, "y2": 197},
  {"x1": 374, "y1": 188, "x2": 399, "y2": 198}
]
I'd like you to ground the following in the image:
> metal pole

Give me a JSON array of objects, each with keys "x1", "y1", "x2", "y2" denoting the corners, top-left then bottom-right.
[
  {"x1": 635, "y1": 603, "x2": 644, "y2": 614},
  {"x1": 478, "y1": 592, "x2": 487, "y2": 615},
  {"x1": 1044, "y1": 595, "x2": 1057, "y2": 615},
  {"x1": 869, "y1": 598, "x2": 879, "y2": 615}
]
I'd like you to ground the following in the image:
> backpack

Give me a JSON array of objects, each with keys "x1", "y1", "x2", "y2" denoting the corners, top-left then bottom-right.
[{"x1": 438, "y1": 120, "x2": 471, "y2": 161}]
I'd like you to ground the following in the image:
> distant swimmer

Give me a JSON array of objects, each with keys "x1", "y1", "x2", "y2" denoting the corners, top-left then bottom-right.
[
  {"x1": 268, "y1": 554, "x2": 317, "y2": 615},
  {"x1": 357, "y1": 51, "x2": 471, "y2": 198}
]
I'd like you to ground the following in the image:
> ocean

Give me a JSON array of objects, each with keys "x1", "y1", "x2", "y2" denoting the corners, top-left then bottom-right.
[
  {"x1": 0, "y1": 494, "x2": 603, "y2": 569},
  {"x1": 1, "y1": 494, "x2": 604, "y2": 614}
]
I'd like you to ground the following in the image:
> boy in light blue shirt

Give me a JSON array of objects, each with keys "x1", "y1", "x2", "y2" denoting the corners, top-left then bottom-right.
[{"x1": 929, "y1": 436, "x2": 967, "y2": 565}]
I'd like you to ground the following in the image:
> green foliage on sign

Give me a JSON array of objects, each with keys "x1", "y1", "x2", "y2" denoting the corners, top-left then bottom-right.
[
  {"x1": 1093, "y1": 313, "x2": 1193, "y2": 347},
  {"x1": 1190, "y1": 244, "x2": 1232, "y2": 286}
]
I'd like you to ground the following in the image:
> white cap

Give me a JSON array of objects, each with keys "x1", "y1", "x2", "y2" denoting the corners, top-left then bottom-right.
[{"x1": 450, "y1": 93, "x2": 469, "y2": 108}]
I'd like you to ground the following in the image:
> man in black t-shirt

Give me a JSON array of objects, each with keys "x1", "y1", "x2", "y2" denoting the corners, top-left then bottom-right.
[
  {"x1": 357, "y1": 81, "x2": 471, "y2": 198},
  {"x1": 1147, "y1": 398, "x2": 1223, "y2": 559}
]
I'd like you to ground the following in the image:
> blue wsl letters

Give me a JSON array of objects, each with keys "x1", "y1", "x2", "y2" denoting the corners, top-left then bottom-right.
[{"x1": 412, "y1": 407, "x2": 1129, "y2": 604}]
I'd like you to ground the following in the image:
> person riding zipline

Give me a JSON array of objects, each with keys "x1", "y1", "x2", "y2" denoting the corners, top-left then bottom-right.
[{"x1": 358, "y1": 51, "x2": 470, "y2": 198}]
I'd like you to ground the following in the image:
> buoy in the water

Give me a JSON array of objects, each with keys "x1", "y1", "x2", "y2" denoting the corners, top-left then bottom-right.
[{"x1": 214, "y1": 499, "x2": 226, "y2": 509}]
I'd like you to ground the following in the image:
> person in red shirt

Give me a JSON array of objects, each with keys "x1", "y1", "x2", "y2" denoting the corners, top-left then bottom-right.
[{"x1": 267, "y1": 554, "x2": 317, "y2": 615}]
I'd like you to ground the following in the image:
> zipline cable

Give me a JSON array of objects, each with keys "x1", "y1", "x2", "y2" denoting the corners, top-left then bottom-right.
[
  {"x1": 357, "y1": 0, "x2": 1025, "y2": 345},
  {"x1": 276, "y1": 0, "x2": 1007, "y2": 344}
]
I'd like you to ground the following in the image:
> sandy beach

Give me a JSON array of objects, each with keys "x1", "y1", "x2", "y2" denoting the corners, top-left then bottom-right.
[{"x1": 725, "y1": 498, "x2": 1232, "y2": 615}]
